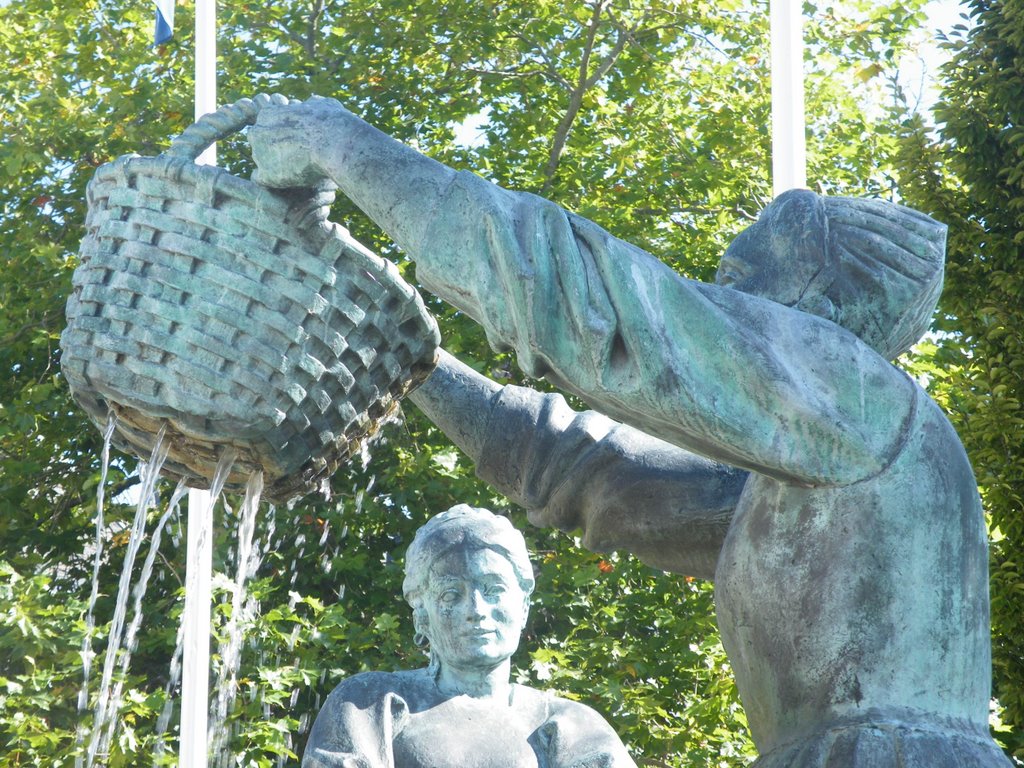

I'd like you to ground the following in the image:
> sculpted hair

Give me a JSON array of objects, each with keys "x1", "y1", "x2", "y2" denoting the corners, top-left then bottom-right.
[
  {"x1": 402, "y1": 504, "x2": 535, "y2": 617},
  {"x1": 720, "y1": 190, "x2": 946, "y2": 361},
  {"x1": 821, "y1": 194, "x2": 946, "y2": 360}
]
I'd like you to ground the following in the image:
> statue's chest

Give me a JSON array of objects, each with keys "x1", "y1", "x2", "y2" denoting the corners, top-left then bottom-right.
[
  {"x1": 719, "y1": 474, "x2": 848, "y2": 576},
  {"x1": 715, "y1": 474, "x2": 855, "y2": 630},
  {"x1": 393, "y1": 697, "x2": 540, "y2": 768}
]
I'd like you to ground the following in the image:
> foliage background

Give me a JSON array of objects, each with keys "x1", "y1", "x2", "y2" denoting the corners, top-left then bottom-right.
[{"x1": 0, "y1": 0, "x2": 1018, "y2": 765}]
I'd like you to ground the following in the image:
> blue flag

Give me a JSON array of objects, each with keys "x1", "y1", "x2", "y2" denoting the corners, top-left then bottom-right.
[{"x1": 155, "y1": 0, "x2": 175, "y2": 44}]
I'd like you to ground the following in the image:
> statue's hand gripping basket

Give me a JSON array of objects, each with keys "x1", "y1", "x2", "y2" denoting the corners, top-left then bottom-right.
[{"x1": 61, "y1": 95, "x2": 440, "y2": 502}]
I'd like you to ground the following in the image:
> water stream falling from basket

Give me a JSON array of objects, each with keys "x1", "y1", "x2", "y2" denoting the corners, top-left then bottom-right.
[
  {"x1": 72, "y1": 438, "x2": 289, "y2": 764},
  {"x1": 210, "y1": 470, "x2": 268, "y2": 764},
  {"x1": 75, "y1": 413, "x2": 117, "y2": 767},
  {"x1": 96, "y1": 479, "x2": 188, "y2": 759},
  {"x1": 72, "y1": 389, "x2": 397, "y2": 765},
  {"x1": 85, "y1": 426, "x2": 171, "y2": 768},
  {"x1": 77, "y1": 415, "x2": 117, "y2": 691},
  {"x1": 154, "y1": 626, "x2": 185, "y2": 757}
]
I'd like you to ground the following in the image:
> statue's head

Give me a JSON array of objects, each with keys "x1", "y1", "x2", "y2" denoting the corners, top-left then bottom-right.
[
  {"x1": 716, "y1": 189, "x2": 946, "y2": 360},
  {"x1": 403, "y1": 505, "x2": 535, "y2": 673}
]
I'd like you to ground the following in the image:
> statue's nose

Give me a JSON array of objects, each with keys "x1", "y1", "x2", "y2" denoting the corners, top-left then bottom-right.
[{"x1": 467, "y1": 589, "x2": 488, "y2": 620}]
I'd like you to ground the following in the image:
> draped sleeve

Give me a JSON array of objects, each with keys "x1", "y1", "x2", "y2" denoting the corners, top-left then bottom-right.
[
  {"x1": 414, "y1": 171, "x2": 916, "y2": 487},
  {"x1": 302, "y1": 673, "x2": 410, "y2": 768},
  {"x1": 533, "y1": 695, "x2": 638, "y2": 768},
  {"x1": 474, "y1": 383, "x2": 747, "y2": 579}
]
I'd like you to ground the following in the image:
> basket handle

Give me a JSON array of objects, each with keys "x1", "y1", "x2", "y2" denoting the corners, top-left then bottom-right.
[
  {"x1": 166, "y1": 93, "x2": 290, "y2": 160},
  {"x1": 166, "y1": 94, "x2": 336, "y2": 229}
]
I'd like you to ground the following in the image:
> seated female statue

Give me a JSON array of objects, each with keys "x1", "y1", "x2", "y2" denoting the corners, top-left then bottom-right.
[{"x1": 303, "y1": 504, "x2": 636, "y2": 768}]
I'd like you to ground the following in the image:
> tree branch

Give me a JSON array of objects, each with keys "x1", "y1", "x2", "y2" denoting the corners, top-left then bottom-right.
[
  {"x1": 581, "y1": 15, "x2": 632, "y2": 91},
  {"x1": 508, "y1": 29, "x2": 574, "y2": 91},
  {"x1": 46, "y1": 474, "x2": 140, "y2": 536},
  {"x1": 269, "y1": 18, "x2": 310, "y2": 55},
  {"x1": 541, "y1": 2, "x2": 633, "y2": 193},
  {"x1": 306, "y1": 0, "x2": 326, "y2": 59},
  {"x1": 0, "y1": 309, "x2": 62, "y2": 348},
  {"x1": 463, "y1": 65, "x2": 568, "y2": 89}
]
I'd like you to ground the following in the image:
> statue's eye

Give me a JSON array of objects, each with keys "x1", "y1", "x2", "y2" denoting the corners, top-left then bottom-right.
[
  {"x1": 485, "y1": 584, "x2": 507, "y2": 597},
  {"x1": 439, "y1": 589, "x2": 460, "y2": 604}
]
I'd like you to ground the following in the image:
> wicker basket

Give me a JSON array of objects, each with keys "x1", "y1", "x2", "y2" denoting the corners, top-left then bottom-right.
[{"x1": 61, "y1": 94, "x2": 440, "y2": 503}]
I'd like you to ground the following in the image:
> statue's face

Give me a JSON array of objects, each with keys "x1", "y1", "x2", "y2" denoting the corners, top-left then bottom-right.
[
  {"x1": 715, "y1": 190, "x2": 828, "y2": 310},
  {"x1": 716, "y1": 231, "x2": 797, "y2": 304},
  {"x1": 423, "y1": 545, "x2": 528, "y2": 670},
  {"x1": 715, "y1": 225, "x2": 822, "y2": 308}
]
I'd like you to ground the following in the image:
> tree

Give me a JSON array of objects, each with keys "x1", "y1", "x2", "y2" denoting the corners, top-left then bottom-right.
[
  {"x1": 0, "y1": 0, "x2": 957, "y2": 765},
  {"x1": 894, "y1": 0, "x2": 1024, "y2": 760}
]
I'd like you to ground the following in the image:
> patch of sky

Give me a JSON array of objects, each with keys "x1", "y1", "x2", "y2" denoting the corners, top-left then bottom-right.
[
  {"x1": 898, "y1": 0, "x2": 974, "y2": 117},
  {"x1": 450, "y1": 107, "x2": 492, "y2": 149}
]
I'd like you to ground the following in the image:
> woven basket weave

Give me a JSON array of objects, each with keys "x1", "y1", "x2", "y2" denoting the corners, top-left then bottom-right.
[{"x1": 61, "y1": 94, "x2": 439, "y2": 502}]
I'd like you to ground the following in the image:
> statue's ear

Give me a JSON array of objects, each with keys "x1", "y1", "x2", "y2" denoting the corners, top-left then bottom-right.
[{"x1": 412, "y1": 607, "x2": 430, "y2": 647}]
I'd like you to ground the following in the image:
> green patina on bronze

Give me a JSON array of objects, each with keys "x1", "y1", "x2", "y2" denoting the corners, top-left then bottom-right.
[
  {"x1": 242, "y1": 95, "x2": 1013, "y2": 767},
  {"x1": 304, "y1": 506, "x2": 637, "y2": 768}
]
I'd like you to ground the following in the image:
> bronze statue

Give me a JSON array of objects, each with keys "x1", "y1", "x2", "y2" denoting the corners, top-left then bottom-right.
[
  {"x1": 303, "y1": 506, "x2": 636, "y2": 767},
  {"x1": 252, "y1": 96, "x2": 1012, "y2": 767}
]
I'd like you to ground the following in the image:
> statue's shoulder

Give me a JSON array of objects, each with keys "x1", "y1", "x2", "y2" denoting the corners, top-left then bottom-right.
[
  {"x1": 547, "y1": 692, "x2": 616, "y2": 728},
  {"x1": 518, "y1": 688, "x2": 636, "y2": 766},
  {"x1": 511, "y1": 686, "x2": 617, "y2": 733},
  {"x1": 325, "y1": 668, "x2": 434, "y2": 708}
]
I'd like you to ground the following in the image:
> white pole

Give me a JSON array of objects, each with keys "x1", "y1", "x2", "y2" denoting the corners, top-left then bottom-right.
[
  {"x1": 195, "y1": 0, "x2": 217, "y2": 164},
  {"x1": 181, "y1": 3, "x2": 216, "y2": 767},
  {"x1": 181, "y1": 489, "x2": 213, "y2": 768},
  {"x1": 770, "y1": 0, "x2": 806, "y2": 195}
]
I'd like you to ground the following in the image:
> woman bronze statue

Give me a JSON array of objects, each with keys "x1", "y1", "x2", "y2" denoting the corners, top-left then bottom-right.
[
  {"x1": 254, "y1": 97, "x2": 1012, "y2": 767},
  {"x1": 304, "y1": 506, "x2": 636, "y2": 767}
]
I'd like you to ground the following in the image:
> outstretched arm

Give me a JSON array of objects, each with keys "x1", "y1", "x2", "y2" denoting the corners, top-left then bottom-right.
[
  {"x1": 251, "y1": 99, "x2": 745, "y2": 575},
  {"x1": 409, "y1": 351, "x2": 747, "y2": 580},
  {"x1": 250, "y1": 98, "x2": 917, "y2": 487}
]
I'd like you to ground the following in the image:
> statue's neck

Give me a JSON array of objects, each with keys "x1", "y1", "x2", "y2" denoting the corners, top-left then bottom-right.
[{"x1": 435, "y1": 659, "x2": 513, "y2": 703}]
